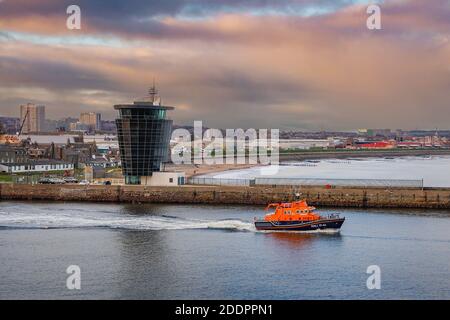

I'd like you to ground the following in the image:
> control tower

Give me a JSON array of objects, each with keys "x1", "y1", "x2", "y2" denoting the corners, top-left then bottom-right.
[{"x1": 114, "y1": 85, "x2": 174, "y2": 185}]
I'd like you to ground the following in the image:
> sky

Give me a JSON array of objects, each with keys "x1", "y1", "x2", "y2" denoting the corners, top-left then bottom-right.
[{"x1": 0, "y1": 0, "x2": 449, "y2": 130}]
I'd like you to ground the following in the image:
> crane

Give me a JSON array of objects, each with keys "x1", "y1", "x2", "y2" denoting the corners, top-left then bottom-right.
[{"x1": 17, "y1": 109, "x2": 29, "y2": 136}]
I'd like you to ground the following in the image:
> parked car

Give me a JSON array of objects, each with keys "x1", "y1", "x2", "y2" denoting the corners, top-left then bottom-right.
[
  {"x1": 38, "y1": 178, "x2": 52, "y2": 184},
  {"x1": 103, "y1": 180, "x2": 112, "y2": 185},
  {"x1": 78, "y1": 180, "x2": 90, "y2": 185},
  {"x1": 63, "y1": 177, "x2": 78, "y2": 184},
  {"x1": 48, "y1": 178, "x2": 66, "y2": 184}
]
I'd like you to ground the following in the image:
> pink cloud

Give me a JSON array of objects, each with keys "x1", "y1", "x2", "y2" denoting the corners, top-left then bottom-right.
[{"x1": 1, "y1": 0, "x2": 450, "y2": 130}]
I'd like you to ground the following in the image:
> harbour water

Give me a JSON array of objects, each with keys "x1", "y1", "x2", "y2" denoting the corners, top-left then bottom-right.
[
  {"x1": 0, "y1": 201, "x2": 449, "y2": 299},
  {"x1": 207, "y1": 156, "x2": 450, "y2": 187}
]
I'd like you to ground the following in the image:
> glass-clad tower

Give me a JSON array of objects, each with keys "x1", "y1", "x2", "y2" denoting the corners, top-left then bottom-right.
[{"x1": 114, "y1": 87, "x2": 174, "y2": 185}]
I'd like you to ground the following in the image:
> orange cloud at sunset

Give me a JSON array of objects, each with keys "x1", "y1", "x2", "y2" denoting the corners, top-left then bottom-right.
[{"x1": 1, "y1": 0, "x2": 449, "y2": 130}]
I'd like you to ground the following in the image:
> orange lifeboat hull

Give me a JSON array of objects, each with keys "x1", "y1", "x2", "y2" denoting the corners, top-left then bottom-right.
[
  {"x1": 254, "y1": 217, "x2": 345, "y2": 232},
  {"x1": 254, "y1": 200, "x2": 345, "y2": 232}
]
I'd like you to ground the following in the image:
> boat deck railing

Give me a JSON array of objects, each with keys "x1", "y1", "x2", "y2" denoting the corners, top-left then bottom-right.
[{"x1": 324, "y1": 214, "x2": 341, "y2": 219}]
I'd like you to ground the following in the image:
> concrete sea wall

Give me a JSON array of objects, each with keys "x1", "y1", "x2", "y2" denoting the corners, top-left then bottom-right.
[{"x1": 1, "y1": 183, "x2": 450, "y2": 209}]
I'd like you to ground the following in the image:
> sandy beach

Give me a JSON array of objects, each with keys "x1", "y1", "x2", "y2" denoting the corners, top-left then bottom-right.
[{"x1": 165, "y1": 163, "x2": 260, "y2": 178}]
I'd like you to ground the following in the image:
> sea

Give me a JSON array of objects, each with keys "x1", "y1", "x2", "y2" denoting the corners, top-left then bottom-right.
[{"x1": 0, "y1": 200, "x2": 449, "y2": 299}]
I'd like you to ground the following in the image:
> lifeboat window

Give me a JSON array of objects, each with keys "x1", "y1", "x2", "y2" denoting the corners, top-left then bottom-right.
[{"x1": 296, "y1": 210, "x2": 300, "y2": 214}]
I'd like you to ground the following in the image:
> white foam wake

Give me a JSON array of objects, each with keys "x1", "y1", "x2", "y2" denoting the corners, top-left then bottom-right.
[{"x1": 0, "y1": 210, "x2": 255, "y2": 232}]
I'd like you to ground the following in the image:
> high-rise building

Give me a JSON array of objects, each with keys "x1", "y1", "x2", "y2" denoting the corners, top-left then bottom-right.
[
  {"x1": 80, "y1": 112, "x2": 101, "y2": 130},
  {"x1": 114, "y1": 86, "x2": 174, "y2": 185},
  {"x1": 20, "y1": 103, "x2": 45, "y2": 133}
]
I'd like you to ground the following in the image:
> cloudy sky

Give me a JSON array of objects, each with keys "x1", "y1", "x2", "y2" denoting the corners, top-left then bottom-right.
[{"x1": 0, "y1": 0, "x2": 449, "y2": 130}]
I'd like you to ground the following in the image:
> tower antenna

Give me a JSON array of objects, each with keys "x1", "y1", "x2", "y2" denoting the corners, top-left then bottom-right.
[{"x1": 148, "y1": 79, "x2": 158, "y2": 103}]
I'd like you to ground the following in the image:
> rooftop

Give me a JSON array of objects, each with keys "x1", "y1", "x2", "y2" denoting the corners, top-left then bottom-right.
[
  {"x1": 114, "y1": 102, "x2": 174, "y2": 110},
  {"x1": 114, "y1": 85, "x2": 175, "y2": 111},
  {"x1": 0, "y1": 160, "x2": 73, "y2": 166},
  {"x1": 0, "y1": 145, "x2": 25, "y2": 151}
]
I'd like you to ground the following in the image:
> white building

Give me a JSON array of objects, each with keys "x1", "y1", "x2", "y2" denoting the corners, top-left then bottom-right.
[
  {"x1": 0, "y1": 161, "x2": 74, "y2": 174},
  {"x1": 279, "y1": 139, "x2": 333, "y2": 150},
  {"x1": 140, "y1": 172, "x2": 185, "y2": 186}
]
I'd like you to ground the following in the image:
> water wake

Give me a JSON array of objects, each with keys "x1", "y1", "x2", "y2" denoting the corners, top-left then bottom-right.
[{"x1": 0, "y1": 210, "x2": 255, "y2": 232}]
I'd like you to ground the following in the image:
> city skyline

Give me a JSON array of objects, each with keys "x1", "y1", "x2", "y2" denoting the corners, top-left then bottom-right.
[
  {"x1": 3, "y1": 105, "x2": 450, "y2": 133},
  {"x1": 1, "y1": 0, "x2": 450, "y2": 130}
]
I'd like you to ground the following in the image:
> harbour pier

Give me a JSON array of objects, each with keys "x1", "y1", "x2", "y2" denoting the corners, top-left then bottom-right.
[{"x1": 1, "y1": 183, "x2": 450, "y2": 209}]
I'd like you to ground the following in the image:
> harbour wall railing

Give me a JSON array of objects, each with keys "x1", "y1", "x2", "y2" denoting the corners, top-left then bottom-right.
[
  {"x1": 188, "y1": 177, "x2": 424, "y2": 188},
  {"x1": 188, "y1": 177, "x2": 255, "y2": 186},
  {"x1": 254, "y1": 178, "x2": 423, "y2": 188}
]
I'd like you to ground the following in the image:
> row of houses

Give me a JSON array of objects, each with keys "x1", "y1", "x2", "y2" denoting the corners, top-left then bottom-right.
[
  {"x1": 0, "y1": 144, "x2": 75, "y2": 174},
  {"x1": 0, "y1": 161, "x2": 74, "y2": 174},
  {"x1": 0, "y1": 145, "x2": 28, "y2": 163},
  {"x1": 0, "y1": 143, "x2": 118, "y2": 175}
]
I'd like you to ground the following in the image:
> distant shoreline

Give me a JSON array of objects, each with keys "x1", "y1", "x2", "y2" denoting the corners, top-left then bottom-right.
[
  {"x1": 167, "y1": 149, "x2": 450, "y2": 178},
  {"x1": 278, "y1": 148, "x2": 450, "y2": 161}
]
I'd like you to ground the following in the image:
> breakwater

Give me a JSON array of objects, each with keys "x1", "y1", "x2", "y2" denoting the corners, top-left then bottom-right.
[
  {"x1": 1, "y1": 183, "x2": 450, "y2": 209},
  {"x1": 279, "y1": 148, "x2": 450, "y2": 161}
]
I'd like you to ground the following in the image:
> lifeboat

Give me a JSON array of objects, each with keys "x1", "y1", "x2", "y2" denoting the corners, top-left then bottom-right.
[{"x1": 254, "y1": 199, "x2": 345, "y2": 232}]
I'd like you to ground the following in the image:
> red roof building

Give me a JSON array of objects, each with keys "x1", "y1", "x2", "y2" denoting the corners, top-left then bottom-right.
[{"x1": 359, "y1": 141, "x2": 395, "y2": 149}]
